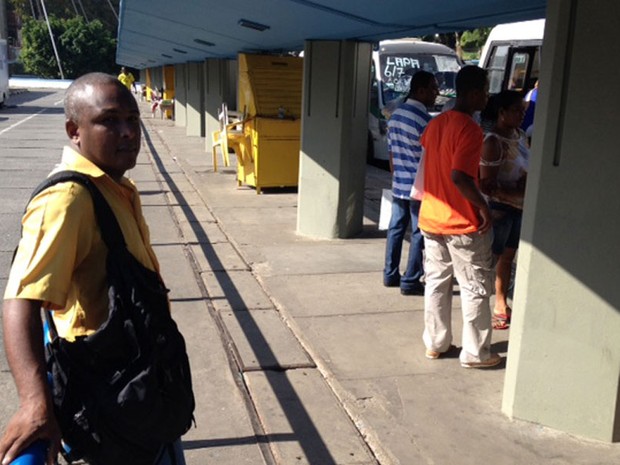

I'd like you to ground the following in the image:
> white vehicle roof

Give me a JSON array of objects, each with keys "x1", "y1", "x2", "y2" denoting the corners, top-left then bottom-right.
[
  {"x1": 376, "y1": 39, "x2": 457, "y2": 56},
  {"x1": 485, "y1": 19, "x2": 545, "y2": 42},
  {"x1": 480, "y1": 19, "x2": 545, "y2": 67}
]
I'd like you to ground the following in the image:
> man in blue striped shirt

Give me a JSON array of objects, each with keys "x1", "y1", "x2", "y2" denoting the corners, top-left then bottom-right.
[{"x1": 384, "y1": 70, "x2": 439, "y2": 295}]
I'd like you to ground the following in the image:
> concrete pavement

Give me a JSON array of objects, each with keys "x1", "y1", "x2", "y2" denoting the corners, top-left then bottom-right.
[{"x1": 1, "y1": 90, "x2": 619, "y2": 464}]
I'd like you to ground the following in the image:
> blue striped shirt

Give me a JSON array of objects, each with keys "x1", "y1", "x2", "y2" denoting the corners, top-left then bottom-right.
[{"x1": 387, "y1": 99, "x2": 432, "y2": 199}]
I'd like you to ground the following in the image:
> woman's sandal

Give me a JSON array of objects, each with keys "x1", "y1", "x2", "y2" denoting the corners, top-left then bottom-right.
[{"x1": 492, "y1": 308, "x2": 512, "y2": 330}]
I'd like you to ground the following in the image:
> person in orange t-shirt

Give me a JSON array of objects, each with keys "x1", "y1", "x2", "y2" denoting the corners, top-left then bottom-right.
[{"x1": 418, "y1": 66, "x2": 501, "y2": 369}]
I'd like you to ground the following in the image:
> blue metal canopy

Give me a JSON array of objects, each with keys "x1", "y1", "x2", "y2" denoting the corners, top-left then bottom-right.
[{"x1": 117, "y1": 0, "x2": 546, "y2": 69}]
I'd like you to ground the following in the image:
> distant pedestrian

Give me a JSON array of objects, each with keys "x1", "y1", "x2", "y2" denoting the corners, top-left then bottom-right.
[
  {"x1": 117, "y1": 66, "x2": 136, "y2": 92},
  {"x1": 418, "y1": 66, "x2": 501, "y2": 369},
  {"x1": 383, "y1": 70, "x2": 439, "y2": 295}
]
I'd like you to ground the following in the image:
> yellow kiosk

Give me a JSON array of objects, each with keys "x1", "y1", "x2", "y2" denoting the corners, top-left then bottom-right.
[{"x1": 232, "y1": 53, "x2": 303, "y2": 194}]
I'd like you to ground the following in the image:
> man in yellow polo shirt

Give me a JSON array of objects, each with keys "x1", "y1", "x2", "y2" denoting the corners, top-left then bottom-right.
[
  {"x1": 117, "y1": 66, "x2": 135, "y2": 92},
  {"x1": 0, "y1": 73, "x2": 186, "y2": 465}
]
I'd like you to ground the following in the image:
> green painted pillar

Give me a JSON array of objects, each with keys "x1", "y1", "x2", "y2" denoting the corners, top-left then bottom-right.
[
  {"x1": 503, "y1": 0, "x2": 620, "y2": 442},
  {"x1": 297, "y1": 40, "x2": 372, "y2": 239},
  {"x1": 186, "y1": 62, "x2": 204, "y2": 137},
  {"x1": 204, "y1": 58, "x2": 237, "y2": 152},
  {"x1": 174, "y1": 63, "x2": 187, "y2": 128}
]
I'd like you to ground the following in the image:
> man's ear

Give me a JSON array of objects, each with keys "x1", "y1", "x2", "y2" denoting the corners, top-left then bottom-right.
[{"x1": 66, "y1": 119, "x2": 80, "y2": 144}]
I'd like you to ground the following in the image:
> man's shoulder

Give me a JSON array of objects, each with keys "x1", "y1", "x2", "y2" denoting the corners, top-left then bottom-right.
[
  {"x1": 22, "y1": 180, "x2": 96, "y2": 247},
  {"x1": 425, "y1": 111, "x2": 449, "y2": 130},
  {"x1": 397, "y1": 99, "x2": 431, "y2": 118},
  {"x1": 31, "y1": 177, "x2": 94, "y2": 213},
  {"x1": 429, "y1": 111, "x2": 479, "y2": 131},
  {"x1": 33, "y1": 170, "x2": 97, "y2": 206},
  {"x1": 390, "y1": 101, "x2": 431, "y2": 130}
]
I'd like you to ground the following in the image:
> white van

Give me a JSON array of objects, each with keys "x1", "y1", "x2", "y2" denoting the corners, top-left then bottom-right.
[
  {"x1": 479, "y1": 19, "x2": 545, "y2": 95},
  {"x1": 368, "y1": 39, "x2": 461, "y2": 163},
  {"x1": 0, "y1": 39, "x2": 9, "y2": 108}
]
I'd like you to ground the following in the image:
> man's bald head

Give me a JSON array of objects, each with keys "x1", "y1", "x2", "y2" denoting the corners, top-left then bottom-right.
[{"x1": 65, "y1": 72, "x2": 131, "y2": 124}]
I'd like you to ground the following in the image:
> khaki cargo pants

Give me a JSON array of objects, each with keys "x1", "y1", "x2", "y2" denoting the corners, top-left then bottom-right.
[{"x1": 421, "y1": 230, "x2": 495, "y2": 364}]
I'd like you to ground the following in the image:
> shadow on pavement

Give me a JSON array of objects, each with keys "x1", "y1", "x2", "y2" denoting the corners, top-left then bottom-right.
[{"x1": 142, "y1": 124, "x2": 339, "y2": 464}]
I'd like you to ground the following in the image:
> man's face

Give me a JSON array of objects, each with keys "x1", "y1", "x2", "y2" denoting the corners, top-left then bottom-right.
[
  {"x1": 473, "y1": 80, "x2": 490, "y2": 112},
  {"x1": 67, "y1": 82, "x2": 141, "y2": 181},
  {"x1": 422, "y1": 78, "x2": 440, "y2": 108}
]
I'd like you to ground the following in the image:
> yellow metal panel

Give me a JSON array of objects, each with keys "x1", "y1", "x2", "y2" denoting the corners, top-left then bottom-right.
[
  {"x1": 234, "y1": 117, "x2": 301, "y2": 192},
  {"x1": 163, "y1": 66, "x2": 175, "y2": 119},
  {"x1": 163, "y1": 65, "x2": 175, "y2": 99},
  {"x1": 146, "y1": 68, "x2": 153, "y2": 101},
  {"x1": 255, "y1": 118, "x2": 301, "y2": 139},
  {"x1": 238, "y1": 54, "x2": 257, "y2": 117},
  {"x1": 236, "y1": 54, "x2": 303, "y2": 192},
  {"x1": 238, "y1": 54, "x2": 303, "y2": 118},
  {"x1": 255, "y1": 139, "x2": 300, "y2": 186}
]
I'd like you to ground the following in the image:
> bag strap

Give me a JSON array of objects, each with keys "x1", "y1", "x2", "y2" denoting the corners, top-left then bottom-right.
[
  {"x1": 30, "y1": 171, "x2": 128, "y2": 341},
  {"x1": 30, "y1": 171, "x2": 126, "y2": 252}
]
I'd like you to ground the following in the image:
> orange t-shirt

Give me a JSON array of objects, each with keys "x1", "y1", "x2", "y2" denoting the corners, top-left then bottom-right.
[{"x1": 419, "y1": 111, "x2": 483, "y2": 234}]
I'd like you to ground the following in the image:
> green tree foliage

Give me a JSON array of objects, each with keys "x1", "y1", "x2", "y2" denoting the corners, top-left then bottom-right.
[
  {"x1": 422, "y1": 28, "x2": 492, "y2": 60},
  {"x1": 9, "y1": 0, "x2": 120, "y2": 32},
  {"x1": 460, "y1": 28, "x2": 492, "y2": 53},
  {"x1": 20, "y1": 15, "x2": 117, "y2": 78}
]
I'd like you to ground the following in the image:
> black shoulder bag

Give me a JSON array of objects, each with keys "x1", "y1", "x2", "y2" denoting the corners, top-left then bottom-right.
[{"x1": 31, "y1": 171, "x2": 195, "y2": 465}]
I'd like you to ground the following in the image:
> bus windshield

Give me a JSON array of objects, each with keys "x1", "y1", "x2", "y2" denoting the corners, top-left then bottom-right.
[{"x1": 379, "y1": 53, "x2": 461, "y2": 106}]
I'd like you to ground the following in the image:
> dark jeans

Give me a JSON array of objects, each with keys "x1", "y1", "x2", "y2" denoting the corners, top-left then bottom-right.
[
  {"x1": 154, "y1": 439, "x2": 186, "y2": 465},
  {"x1": 383, "y1": 197, "x2": 424, "y2": 290}
]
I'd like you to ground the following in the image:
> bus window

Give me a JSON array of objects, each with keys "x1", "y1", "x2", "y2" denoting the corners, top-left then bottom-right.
[
  {"x1": 487, "y1": 45, "x2": 509, "y2": 94},
  {"x1": 378, "y1": 52, "x2": 460, "y2": 108},
  {"x1": 508, "y1": 52, "x2": 530, "y2": 91},
  {"x1": 528, "y1": 47, "x2": 542, "y2": 90}
]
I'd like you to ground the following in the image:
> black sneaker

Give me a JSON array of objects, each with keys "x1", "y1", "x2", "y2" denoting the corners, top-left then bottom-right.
[{"x1": 401, "y1": 282, "x2": 425, "y2": 296}]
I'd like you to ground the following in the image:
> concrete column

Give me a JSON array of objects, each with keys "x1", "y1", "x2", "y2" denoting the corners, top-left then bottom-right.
[
  {"x1": 503, "y1": 0, "x2": 620, "y2": 442},
  {"x1": 174, "y1": 63, "x2": 187, "y2": 128},
  {"x1": 204, "y1": 59, "x2": 237, "y2": 150},
  {"x1": 297, "y1": 40, "x2": 371, "y2": 239},
  {"x1": 145, "y1": 67, "x2": 164, "y2": 103},
  {"x1": 150, "y1": 66, "x2": 163, "y2": 91},
  {"x1": 185, "y1": 62, "x2": 204, "y2": 137}
]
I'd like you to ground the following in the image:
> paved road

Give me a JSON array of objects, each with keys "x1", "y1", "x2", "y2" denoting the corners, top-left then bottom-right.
[
  {"x1": 1, "y1": 89, "x2": 68, "y2": 357},
  {"x1": 1, "y1": 92, "x2": 72, "y2": 461}
]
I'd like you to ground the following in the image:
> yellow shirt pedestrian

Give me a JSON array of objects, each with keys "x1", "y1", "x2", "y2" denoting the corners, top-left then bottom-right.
[{"x1": 117, "y1": 67, "x2": 135, "y2": 90}]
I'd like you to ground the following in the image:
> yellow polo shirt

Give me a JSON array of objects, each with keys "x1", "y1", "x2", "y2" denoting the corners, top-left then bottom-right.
[
  {"x1": 4, "y1": 146, "x2": 160, "y2": 341},
  {"x1": 118, "y1": 71, "x2": 135, "y2": 90}
]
